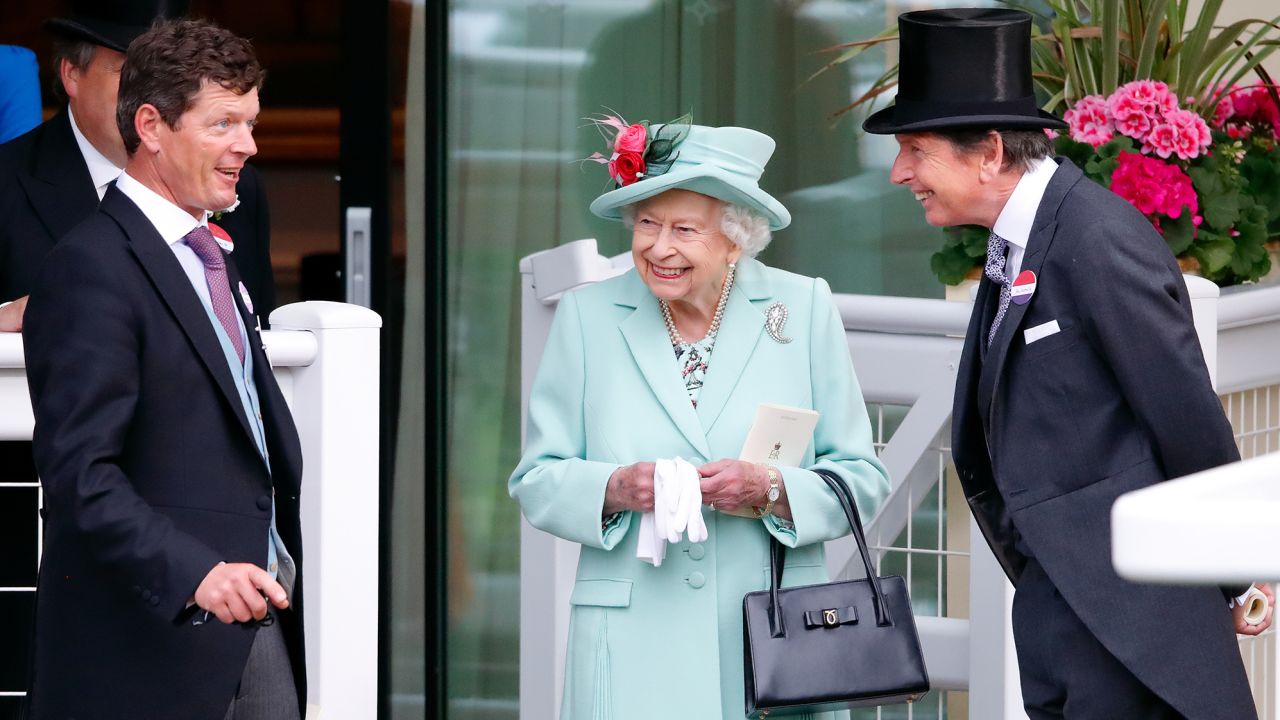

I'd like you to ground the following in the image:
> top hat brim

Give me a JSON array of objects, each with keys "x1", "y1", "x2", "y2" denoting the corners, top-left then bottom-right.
[
  {"x1": 45, "y1": 17, "x2": 149, "y2": 52},
  {"x1": 590, "y1": 164, "x2": 791, "y2": 231},
  {"x1": 863, "y1": 105, "x2": 1068, "y2": 135}
]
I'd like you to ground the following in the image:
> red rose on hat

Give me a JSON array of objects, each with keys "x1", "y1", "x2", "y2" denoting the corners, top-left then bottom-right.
[{"x1": 609, "y1": 151, "x2": 646, "y2": 186}]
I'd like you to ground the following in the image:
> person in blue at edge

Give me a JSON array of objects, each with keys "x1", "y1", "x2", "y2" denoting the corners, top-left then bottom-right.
[
  {"x1": 510, "y1": 116, "x2": 891, "y2": 719},
  {"x1": 0, "y1": 45, "x2": 40, "y2": 143}
]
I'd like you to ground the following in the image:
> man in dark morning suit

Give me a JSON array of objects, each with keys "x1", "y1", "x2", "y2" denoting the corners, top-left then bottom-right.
[
  {"x1": 22, "y1": 19, "x2": 304, "y2": 720},
  {"x1": 0, "y1": 0, "x2": 276, "y2": 333},
  {"x1": 865, "y1": 9, "x2": 1272, "y2": 719}
]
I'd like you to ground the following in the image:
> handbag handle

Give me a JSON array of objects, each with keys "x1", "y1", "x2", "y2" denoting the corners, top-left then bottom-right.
[{"x1": 767, "y1": 468, "x2": 893, "y2": 638}]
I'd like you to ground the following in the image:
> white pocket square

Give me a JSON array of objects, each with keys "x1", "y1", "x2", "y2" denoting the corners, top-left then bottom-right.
[{"x1": 1024, "y1": 320, "x2": 1061, "y2": 345}]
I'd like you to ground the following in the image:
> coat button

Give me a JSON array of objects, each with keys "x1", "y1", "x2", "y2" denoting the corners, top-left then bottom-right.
[
  {"x1": 687, "y1": 543, "x2": 706, "y2": 561},
  {"x1": 149, "y1": 595, "x2": 161, "y2": 607},
  {"x1": 141, "y1": 589, "x2": 152, "y2": 601},
  {"x1": 256, "y1": 495, "x2": 272, "y2": 511},
  {"x1": 687, "y1": 571, "x2": 706, "y2": 589}
]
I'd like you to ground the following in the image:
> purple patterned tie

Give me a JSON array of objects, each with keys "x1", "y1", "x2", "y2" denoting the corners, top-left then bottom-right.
[
  {"x1": 985, "y1": 231, "x2": 1011, "y2": 348},
  {"x1": 184, "y1": 226, "x2": 245, "y2": 365}
]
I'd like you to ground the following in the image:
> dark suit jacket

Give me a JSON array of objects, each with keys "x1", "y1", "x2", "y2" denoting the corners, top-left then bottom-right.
[
  {"x1": 952, "y1": 158, "x2": 1254, "y2": 718},
  {"x1": 0, "y1": 108, "x2": 276, "y2": 318},
  {"x1": 22, "y1": 187, "x2": 305, "y2": 720}
]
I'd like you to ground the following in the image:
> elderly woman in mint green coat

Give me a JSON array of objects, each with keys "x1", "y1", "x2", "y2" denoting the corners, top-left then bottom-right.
[{"x1": 510, "y1": 118, "x2": 890, "y2": 719}]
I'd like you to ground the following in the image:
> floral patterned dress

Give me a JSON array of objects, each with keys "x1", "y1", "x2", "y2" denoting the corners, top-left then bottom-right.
[{"x1": 673, "y1": 335, "x2": 715, "y2": 406}]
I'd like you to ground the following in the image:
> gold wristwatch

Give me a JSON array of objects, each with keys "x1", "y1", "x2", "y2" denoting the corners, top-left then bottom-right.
[{"x1": 754, "y1": 465, "x2": 781, "y2": 518}]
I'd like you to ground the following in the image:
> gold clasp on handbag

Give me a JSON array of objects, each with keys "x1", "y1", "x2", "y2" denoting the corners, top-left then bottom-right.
[{"x1": 823, "y1": 608, "x2": 839, "y2": 627}]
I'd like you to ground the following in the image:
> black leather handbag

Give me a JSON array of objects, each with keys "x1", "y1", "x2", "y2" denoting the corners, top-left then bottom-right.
[{"x1": 743, "y1": 469, "x2": 930, "y2": 717}]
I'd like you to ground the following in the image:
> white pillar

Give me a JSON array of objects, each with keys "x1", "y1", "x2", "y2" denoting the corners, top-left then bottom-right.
[{"x1": 270, "y1": 301, "x2": 383, "y2": 720}]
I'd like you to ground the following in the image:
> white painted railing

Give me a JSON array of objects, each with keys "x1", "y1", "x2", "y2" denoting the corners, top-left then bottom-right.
[
  {"x1": 517, "y1": 239, "x2": 1280, "y2": 719},
  {"x1": 0, "y1": 300, "x2": 382, "y2": 720}
]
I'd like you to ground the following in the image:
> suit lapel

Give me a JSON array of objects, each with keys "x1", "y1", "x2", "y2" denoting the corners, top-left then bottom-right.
[
  {"x1": 616, "y1": 271, "x2": 712, "y2": 460},
  {"x1": 102, "y1": 189, "x2": 257, "y2": 445},
  {"x1": 977, "y1": 159, "x2": 1082, "y2": 410},
  {"x1": 694, "y1": 258, "x2": 768, "y2": 434},
  {"x1": 20, "y1": 110, "x2": 101, "y2": 243}
]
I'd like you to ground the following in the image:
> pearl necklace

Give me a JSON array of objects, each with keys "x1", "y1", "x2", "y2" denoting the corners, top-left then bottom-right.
[{"x1": 660, "y1": 263, "x2": 736, "y2": 346}]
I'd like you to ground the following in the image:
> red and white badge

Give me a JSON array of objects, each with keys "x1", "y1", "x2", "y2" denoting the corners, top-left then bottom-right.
[
  {"x1": 1010, "y1": 270, "x2": 1037, "y2": 305},
  {"x1": 209, "y1": 222, "x2": 234, "y2": 253}
]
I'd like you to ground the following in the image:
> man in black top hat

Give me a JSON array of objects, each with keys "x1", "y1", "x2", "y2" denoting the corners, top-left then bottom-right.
[
  {"x1": 865, "y1": 7, "x2": 1269, "y2": 719},
  {"x1": 0, "y1": 0, "x2": 277, "y2": 330}
]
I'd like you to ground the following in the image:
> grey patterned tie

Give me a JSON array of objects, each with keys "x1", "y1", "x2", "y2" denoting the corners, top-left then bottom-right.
[{"x1": 985, "y1": 232, "x2": 1011, "y2": 348}]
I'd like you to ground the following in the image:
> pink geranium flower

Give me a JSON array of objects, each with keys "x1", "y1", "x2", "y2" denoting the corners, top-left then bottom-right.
[
  {"x1": 1064, "y1": 95, "x2": 1114, "y2": 147},
  {"x1": 1144, "y1": 122, "x2": 1179, "y2": 158},
  {"x1": 1110, "y1": 152, "x2": 1200, "y2": 228},
  {"x1": 1110, "y1": 80, "x2": 1177, "y2": 141},
  {"x1": 1144, "y1": 109, "x2": 1211, "y2": 160},
  {"x1": 1204, "y1": 83, "x2": 1237, "y2": 128},
  {"x1": 1166, "y1": 109, "x2": 1212, "y2": 159},
  {"x1": 1230, "y1": 85, "x2": 1280, "y2": 137}
]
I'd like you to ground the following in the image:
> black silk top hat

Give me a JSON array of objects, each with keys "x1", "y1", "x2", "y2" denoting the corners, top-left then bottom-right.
[
  {"x1": 46, "y1": 0, "x2": 190, "y2": 53},
  {"x1": 863, "y1": 7, "x2": 1067, "y2": 134}
]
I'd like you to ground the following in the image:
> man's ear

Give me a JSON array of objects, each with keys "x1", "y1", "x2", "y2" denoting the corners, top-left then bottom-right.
[
  {"x1": 59, "y1": 58, "x2": 81, "y2": 101},
  {"x1": 135, "y1": 104, "x2": 165, "y2": 154},
  {"x1": 978, "y1": 131, "x2": 1005, "y2": 184}
]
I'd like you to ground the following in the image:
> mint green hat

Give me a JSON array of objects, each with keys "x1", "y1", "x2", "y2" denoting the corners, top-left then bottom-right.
[{"x1": 588, "y1": 124, "x2": 792, "y2": 231}]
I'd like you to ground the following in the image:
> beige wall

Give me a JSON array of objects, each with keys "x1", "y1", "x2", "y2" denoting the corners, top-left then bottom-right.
[{"x1": 1188, "y1": 0, "x2": 1280, "y2": 78}]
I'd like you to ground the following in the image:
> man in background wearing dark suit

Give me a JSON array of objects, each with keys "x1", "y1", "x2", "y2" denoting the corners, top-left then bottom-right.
[
  {"x1": 0, "y1": 0, "x2": 276, "y2": 332},
  {"x1": 23, "y1": 19, "x2": 303, "y2": 720},
  {"x1": 865, "y1": 8, "x2": 1271, "y2": 719}
]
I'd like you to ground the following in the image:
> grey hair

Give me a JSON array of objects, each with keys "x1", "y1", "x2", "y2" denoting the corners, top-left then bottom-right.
[
  {"x1": 50, "y1": 37, "x2": 98, "y2": 105},
  {"x1": 621, "y1": 199, "x2": 773, "y2": 257},
  {"x1": 936, "y1": 128, "x2": 1054, "y2": 174}
]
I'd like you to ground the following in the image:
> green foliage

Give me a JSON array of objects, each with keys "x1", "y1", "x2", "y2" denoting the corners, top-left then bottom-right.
[
  {"x1": 930, "y1": 226, "x2": 990, "y2": 285},
  {"x1": 1052, "y1": 134, "x2": 1097, "y2": 170},
  {"x1": 1082, "y1": 136, "x2": 1135, "y2": 186},
  {"x1": 1189, "y1": 161, "x2": 1242, "y2": 230},
  {"x1": 1161, "y1": 211, "x2": 1197, "y2": 255},
  {"x1": 1177, "y1": 147, "x2": 1269, "y2": 284},
  {"x1": 1192, "y1": 232, "x2": 1237, "y2": 276},
  {"x1": 1238, "y1": 138, "x2": 1280, "y2": 232}
]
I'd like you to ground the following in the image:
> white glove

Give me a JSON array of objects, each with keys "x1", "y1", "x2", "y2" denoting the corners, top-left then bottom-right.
[
  {"x1": 637, "y1": 457, "x2": 707, "y2": 565},
  {"x1": 653, "y1": 457, "x2": 677, "y2": 543},
  {"x1": 677, "y1": 459, "x2": 708, "y2": 543}
]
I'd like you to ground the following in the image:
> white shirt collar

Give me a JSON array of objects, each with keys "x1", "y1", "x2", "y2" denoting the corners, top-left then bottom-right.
[
  {"x1": 114, "y1": 171, "x2": 207, "y2": 246},
  {"x1": 992, "y1": 157, "x2": 1058, "y2": 251},
  {"x1": 67, "y1": 105, "x2": 124, "y2": 200}
]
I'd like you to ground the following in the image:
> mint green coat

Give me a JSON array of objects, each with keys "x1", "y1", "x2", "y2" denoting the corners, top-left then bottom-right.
[{"x1": 510, "y1": 258, "x2": 891, "y2": 719}]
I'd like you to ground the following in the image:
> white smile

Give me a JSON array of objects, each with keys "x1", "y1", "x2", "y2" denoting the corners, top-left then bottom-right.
[
  {"x1": 914, "y1": 191, "x2": 934, "y2": 201},
  {"x1": 652, "y1": 265, "x2": 687, "y2": 279}
]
